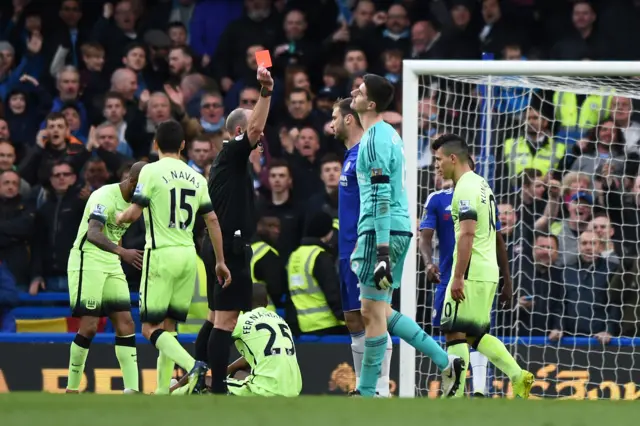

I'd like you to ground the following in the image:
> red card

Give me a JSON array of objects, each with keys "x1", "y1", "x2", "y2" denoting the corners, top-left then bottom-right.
[{"x1": 255, "y1": 50, "x2": 272, "y2": 68}]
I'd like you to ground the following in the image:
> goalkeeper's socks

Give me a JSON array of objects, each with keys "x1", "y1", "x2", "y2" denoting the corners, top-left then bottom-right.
[
  {"x1": 470, "y1": 349, "x2": 488, "y2": 395},
  {"x1": 150, "y1": 330, "x2": 195, "y2": 373},
  {"x1": 387, "y1": 309, "x2": 448, "y2": 370},
  {"x1": 446, "y1": 339, "x2": 470, "y2": 398},
  {"x1": 195, "y1": 320, "x2": 213, "y2": 362},
  {"x1": 67, "y1": 334, "x2": 91, "y2": 391},
  {"x1": 115, "y1": 334, "x2": 139, "y2": 392},
  {"x1": 476, "y1": 334, "x2": 522, "y2": 381},
  {"x1": 208, "y1": 328, "x2": 233, "y2": 394},
  {"x1": 358, "y1": 334, "x2": 388, "y2": 397},
  {"x1": 377, "y1": 333, "x2": 393, "y2": 397},
  {"x1": 350, "y1": 331, "x2": 365, "y2": 388}
]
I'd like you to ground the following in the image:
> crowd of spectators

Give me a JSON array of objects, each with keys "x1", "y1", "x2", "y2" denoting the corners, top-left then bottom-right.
[{"x1": 0, "y1": 0, "x2": 639, "y2": 340}]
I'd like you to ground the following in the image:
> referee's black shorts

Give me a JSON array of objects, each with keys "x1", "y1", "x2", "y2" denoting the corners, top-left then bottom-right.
[{"x1": 201, "y1": 236, "x2": 253, "y2": 312}]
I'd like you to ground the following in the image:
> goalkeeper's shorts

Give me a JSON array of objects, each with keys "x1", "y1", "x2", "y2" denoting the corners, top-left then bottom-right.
[
  {"x1": 440, "y1": 280, "x2": 497, "y2": 337},
  {"x1": 350, "y1": 231, "x2": 411, "y2": 303}
]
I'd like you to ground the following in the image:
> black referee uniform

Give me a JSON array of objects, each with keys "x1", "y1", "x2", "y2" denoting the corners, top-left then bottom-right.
[{"x1": 201, "y1": 132, "x2": 257, "y2": 312}]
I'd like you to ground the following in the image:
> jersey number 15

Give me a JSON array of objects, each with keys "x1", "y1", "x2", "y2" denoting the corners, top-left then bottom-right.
[{"x1": 168, "y1": 188, "x2": 195, "y2": 229}]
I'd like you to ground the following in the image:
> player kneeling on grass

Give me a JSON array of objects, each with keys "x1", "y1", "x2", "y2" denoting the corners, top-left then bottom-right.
[
  {"x1": 66, "y1": 162, "x2": 147, "y2": 394},
  {"x1": 170, "y1": 284, "x2": 302, "y2": 397}
]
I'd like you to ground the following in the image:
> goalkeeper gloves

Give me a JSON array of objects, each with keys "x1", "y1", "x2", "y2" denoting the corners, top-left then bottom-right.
[{"x1": 373, "y1": 246, "x2": 393, "y2": 290}]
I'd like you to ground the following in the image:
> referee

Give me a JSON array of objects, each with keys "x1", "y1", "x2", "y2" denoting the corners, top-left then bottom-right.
[{"x1": 197, "y1": 66, "x2": 274, "y2": 394}]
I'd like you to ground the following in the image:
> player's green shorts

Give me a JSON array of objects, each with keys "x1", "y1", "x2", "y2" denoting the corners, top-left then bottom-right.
[
  {"x1": 440, "y1": 279, "x2": 497, "y2": 337},
  {"x1": 350, "y1": 232, "x2": 411, "y2": 303},
  {"x1": 140, "y1": 246, "x2": 196, "y2": 324},
  {"x1": 226, "y1": 374, "x2": 300, "y2": 397},
  {"x1": 68, "y1": 268, "x2": 131, "y2": 317}
]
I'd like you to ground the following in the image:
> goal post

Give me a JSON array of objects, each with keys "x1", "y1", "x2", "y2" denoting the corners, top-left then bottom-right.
[{"x1": 399, "y1": 60, "x2": 640, "y2": 398}]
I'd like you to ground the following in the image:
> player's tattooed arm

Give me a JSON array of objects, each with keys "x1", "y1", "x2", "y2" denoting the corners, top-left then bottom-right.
[{"x1": 87, "y1": 219, "x2": 144, "y2": 269}]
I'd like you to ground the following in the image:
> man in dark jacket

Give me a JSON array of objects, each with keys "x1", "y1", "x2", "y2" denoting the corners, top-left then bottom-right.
[
  {"x1": 19, "y1": 111, "x2": 88, "y2": 186},
  {"x1": 29, "y1": 160, "x2": 86, "y2": 294},
  {"x1": 0, "y1": 169, "x2": 34, "y2": 288}
]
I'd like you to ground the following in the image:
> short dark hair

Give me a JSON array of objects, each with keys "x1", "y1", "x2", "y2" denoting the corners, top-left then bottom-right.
[
  {"x1": 124, "y1": 42, "x2": 146, "y2": 56},
  {"x1": 51, "y1": 159, "x2": 74, "y2": 174},
  {"x1": 534, "y1": 232, "x2": 559, "y2": 248},
  {"x1": 45, "y1": 112, "x2": 67, "y2": 127},
  {"x1": 154, "y1": 120, "x2": 185, "y2": 153},
  {"x1": 289, "y1": 88, "x2": 312, "y2": 102},
  {"x1": 334, "y1": 97, "x2": 362, "y2": 128},
  {"x1": 170, "y1": 45, "x2": 193, "y2": 58},
  {"x1": 431, "y1": 134, "x2": 470, "y2": 161},
  {"x1": 363, "y1": 74, "x2": 394, "y2": 113},
  {"x1": 320, "y1": 153, "x2": 342, "y2": 167},
  {"x1": 104, "y1": 91, "x2": 125, "y2": 107},
  {"x1": 268, "y1": 158, "x2": 292, "y2": 175},
  {"x1": 168, "y1": 21, "x2": 187, "y2": 31},
  {"x1": 592, "y1": 210, "x2": 610, "y2": 220}
]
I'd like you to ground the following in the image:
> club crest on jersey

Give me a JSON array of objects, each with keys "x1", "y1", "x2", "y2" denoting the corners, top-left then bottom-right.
[
  {"x1": 459, "y1": 200, "x2": 471, "y2": 213},
  {"x1": 344, "y1": 161, "x2": 351, "y2": 171},
  {"x1": 370, "y1": 168, "x2": 383, "y2": 177},
  {"x1": 92, "y1": 204, "x2": 106, "y2": 215}
]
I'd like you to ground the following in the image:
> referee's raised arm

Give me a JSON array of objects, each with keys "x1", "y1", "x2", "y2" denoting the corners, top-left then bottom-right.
[{"x1": 244, "y1": 66, "x2": 274, "y2": 146}]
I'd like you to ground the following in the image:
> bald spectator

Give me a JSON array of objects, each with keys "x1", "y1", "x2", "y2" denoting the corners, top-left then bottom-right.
[
  {"x1": 110, "y1": 68, "x2": 140, "y2": 120},
  {"x1": 410, "y1": 21, "x2": 448, "y2": 60}
]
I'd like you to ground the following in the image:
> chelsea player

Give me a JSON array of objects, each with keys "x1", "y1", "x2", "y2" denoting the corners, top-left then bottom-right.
[
  {"x1": 332, "y1": 98, "x2": 392, "y2": 397},
  {"x1": 349, "y1": 74, "x2": 464, "y2": 398},
  {"x1": 419, "y1": 156, "x2": 511, "y2": 397}
]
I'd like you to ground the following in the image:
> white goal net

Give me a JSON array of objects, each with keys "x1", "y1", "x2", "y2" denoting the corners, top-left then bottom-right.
[{"x1": 399, "y1": 60, "x2": 640, "y2": 399}]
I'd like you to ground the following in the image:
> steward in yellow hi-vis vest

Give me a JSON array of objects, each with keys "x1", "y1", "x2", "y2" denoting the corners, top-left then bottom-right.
[
  {"x1": 180, "y1": 256, "x2": 209, "y2": 333},
  {"x1": 251, "y1": 215, "x2": 286, "y2": 312},
  {"x1": 504, "y1": 106, "x2": 565, "y2": 181},
  {"x1": 287, "y1": 212, "x2": 346, "y2": 335}
]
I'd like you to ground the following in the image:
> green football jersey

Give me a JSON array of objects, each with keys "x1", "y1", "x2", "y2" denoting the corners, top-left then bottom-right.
[
  {"x1": 451, "y1": 171, "x2": 499, "y2": 283},
  {"x1": 232, "y1": 307, "x2": 302, "y2": 395},
  {"x1": 68, "y1": 183, "x2": 131, "y2": 272},
  {"x1": 131, "y1": 157, "x2": 213, "y2": 249}
]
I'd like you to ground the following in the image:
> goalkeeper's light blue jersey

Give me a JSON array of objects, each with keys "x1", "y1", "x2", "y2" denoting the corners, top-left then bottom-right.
[{"x1": 356, "y1": 120, "x2": 411, "y2": 245}]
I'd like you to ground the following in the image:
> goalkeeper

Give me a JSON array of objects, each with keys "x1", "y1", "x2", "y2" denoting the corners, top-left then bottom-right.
[
  {"x1": 170, "y1": 284, "x2": 301, "y2": 397},
  {"x1": 349, "y1": 74, "x2": 464, "y2": 398},
  {"x1": 420, "y1": 156, "x2": 513, "y2": 397},
  {"x1": 431, "y1": 134, "x2": 534, "y2": 399}
]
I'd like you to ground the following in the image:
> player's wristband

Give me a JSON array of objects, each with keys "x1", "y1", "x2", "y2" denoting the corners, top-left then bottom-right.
[
  {"x1": 377, "y1": 245, "x2": 389, "y2": 257},
  {"x1": 260, "y1": 87, "x2": 273, "y2": 98}
]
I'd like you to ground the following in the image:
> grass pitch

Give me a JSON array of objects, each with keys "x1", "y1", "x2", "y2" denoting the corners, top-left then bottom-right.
[{"x1": 1, "y1": 393, "x2": 636, "y2": 426}]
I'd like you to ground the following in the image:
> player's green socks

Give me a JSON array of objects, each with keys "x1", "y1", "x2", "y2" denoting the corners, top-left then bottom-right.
[
  {"x1": 115, "y1": 334, "x2": 139, "y2": 392},
  {"x1": 476, "y1": 334, "x2": 522, "y2": 381},
  {"x1": 358, "y1": 334, "x2": 388, "y2": 397},
  {"x1": 387, "y1": 309, "x2": 448, "y2": 370},
  {"x1": 67, "y1": 334, "x2": 92, "y2": 391},
  {"x1": 155, "y1": 332, "x2": 178, "y2": 395},
  {"x1": 150, "y1": 330, "x2": 196, "y2": 373},
  {"x1": 446, "y1": 339, "x2": 469, "y2": 397}
]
